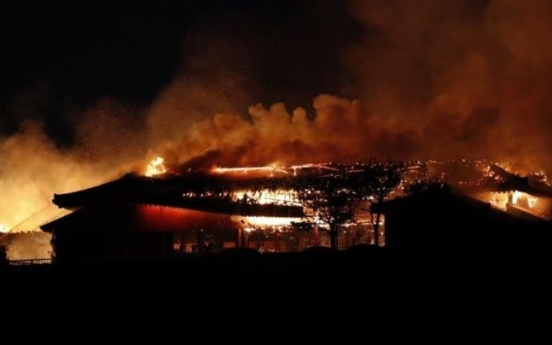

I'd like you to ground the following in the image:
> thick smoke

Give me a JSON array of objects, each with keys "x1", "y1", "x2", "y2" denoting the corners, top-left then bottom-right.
[
  {"x1": 0, "y1": 99, "x2": 150, "y2": 230},
  {"x1": 145, "y1": 34, "x2": 257, "y2": 149},
  {"x1": 3, "y1": 232, "x2": 53, "y2": 261},
  {"x1": 0, "y1": 97, "x2": 150, "y2": 259},
  {"x1": 3, "y1": 0, "x2": 552, "y2": 259},
  {"x1": 147, "y1": 96, "x2": 420, "y2": 171},
  {"x1": 345, "y1": 0, "x2": 552, "y2": 173},
  {"x1": 1, "y1": 122, "x2": 92, "y2": 230},
  {"x1": 0, "y1": 27, "x2": 260, "y2": 260},
  {"x1": 140, "y1": 0, "x2": 552, "y2": 175}
]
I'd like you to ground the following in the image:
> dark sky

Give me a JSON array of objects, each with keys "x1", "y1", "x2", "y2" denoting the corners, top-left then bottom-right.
[{"x1": 1, "y1": 0, "x2": 361, "y2": 141}]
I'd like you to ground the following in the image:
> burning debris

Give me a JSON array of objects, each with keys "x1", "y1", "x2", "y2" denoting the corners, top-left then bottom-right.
[{"x1": 144, "y1": 156, "x2": 167, "y2": 177}]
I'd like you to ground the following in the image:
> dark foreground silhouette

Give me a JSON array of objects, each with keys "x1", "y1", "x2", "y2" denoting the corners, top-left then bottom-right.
[{"x1": 1, "y1": 246, "x2": 551, "y2": 341}]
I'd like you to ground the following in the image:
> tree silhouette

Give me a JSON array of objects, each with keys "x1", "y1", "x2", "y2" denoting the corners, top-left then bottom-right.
[
  {"x1": 294, "y1": 166, "x2": 366, "y2": 251},
  {"x1": 359, "y1": 161, "x2": 405, "y2": 246}
]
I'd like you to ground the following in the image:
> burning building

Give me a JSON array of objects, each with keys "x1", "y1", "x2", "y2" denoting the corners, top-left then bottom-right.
[
  {"x1": 40, "y1": 155, "x2": 552, "y2": 264},
  {"x1": 40, "y1": 160, "x2": 396, "y2": 263},
  {"x1": 467, "y1": 163, "x2": 552, "y2": 222},
  {"x1": 40, "y1": 163, "x2": 326, "y2": 263}
]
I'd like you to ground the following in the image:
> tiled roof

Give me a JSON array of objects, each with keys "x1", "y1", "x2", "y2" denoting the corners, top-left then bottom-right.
[{"x1": 51, "y1": 173, "x2": 304, "y2": 218}]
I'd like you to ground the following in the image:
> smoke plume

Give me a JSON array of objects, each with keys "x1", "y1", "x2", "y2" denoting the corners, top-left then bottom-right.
[
  {"x1": 344, "y1": 0, "x2": 552, "y2": 173},
  {"x1": 3, "y1": 0, "x2": 552, "y2": 259},
  {"x1": 139, "y1": 0, "x2": 552, "y2": 175},
  {"x1": 3, "y1": 232, "x2": 52, "y2": 261}
]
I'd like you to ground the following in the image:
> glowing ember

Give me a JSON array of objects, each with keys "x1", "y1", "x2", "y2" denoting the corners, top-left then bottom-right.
[
  {"x1": 145, "y1": 156, "x2": 167, "y2": 177},
  {"x1": 0, "y1": 223, "x2": 9, "y2": 233},
  {"x1": 211, "y1": 165, "x2": 290, "y2": 175},
  {"x1": 238, "y1": 216, "x2": 302, "y2": 227},
  {"x1": 232, "y1": 189, "x2": 300, "y2": 206},
  {"x1": 511, "y1": 191, "x2": 538, "y2": 209},
  {"x1": 211, "y1": 163, "x2": 339, "y2": 177},
  {"x1": 512, "y1": 191, "x2": 522, "y2": 205}
]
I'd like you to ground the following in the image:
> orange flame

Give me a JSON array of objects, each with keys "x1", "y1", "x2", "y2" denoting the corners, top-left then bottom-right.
[
  {"x1": 0, "y1": 223, "x2": 9, "y2": 233},
  {"x1": 145, "y1": 156, "x2": 167, "y2": 177}
]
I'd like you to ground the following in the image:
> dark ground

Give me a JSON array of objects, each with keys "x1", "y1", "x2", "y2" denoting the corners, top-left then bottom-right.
[{"x1": 1, "y1": 247, "x2": 552, "y2": 341}]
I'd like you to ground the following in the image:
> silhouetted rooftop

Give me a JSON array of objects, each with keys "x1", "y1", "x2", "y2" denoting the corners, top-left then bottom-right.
[{"x1": 51, "y1": 173, "x2": 304, "y2": 218}]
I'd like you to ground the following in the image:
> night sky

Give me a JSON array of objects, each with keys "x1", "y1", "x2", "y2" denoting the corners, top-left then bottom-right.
[
  {"x1": 3, "y1": 0, "x2": 552, "y2": 232},
  {"x1": 1, "y1": 0, "x2": 360, "y2": 142}
]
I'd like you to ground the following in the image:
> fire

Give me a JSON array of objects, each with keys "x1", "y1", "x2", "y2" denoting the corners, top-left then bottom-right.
[
  {"x1": 511, "y1": 191, "x2": 538, "y2": 209},
  {"x1": 211, "y1": 163, "x2": 338, "y2": 177},
  {"x1": 512, "y1": 191, "x2": 521, "y2": 204},
  {"x1": 145, "y1": 156, "x2": 167, "y2": 177},
  {"x1": 231, "y1": 189, "x2": 300, "y2": 206},
  {"x1": 211, "y1": 165, "x2": 291, "y2": 177},
  {"x1": 0, "y1": 223, "x2": 9, "y2": 233},
  {"x1": 235, "y1": 216, "x2": 303, "y2": 228},
  {"x1": 212, "y1": 166, "x2": 283, "y2": 173}
]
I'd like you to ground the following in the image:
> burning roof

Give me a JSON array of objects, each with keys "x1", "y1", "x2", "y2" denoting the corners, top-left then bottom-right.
[{"x1": 51, "y1": 169, "x2": 306, "y2": 218}]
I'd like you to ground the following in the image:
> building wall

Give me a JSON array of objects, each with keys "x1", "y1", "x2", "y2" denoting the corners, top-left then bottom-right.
[
  {"x1": 48, "y1": 203, "x2": 383, "y2": 263},
  {"x1": 52, "y1": 224, "x2": 174, "y2": 264},
  {"x1": 49, "y1": 205, "x2": 240, "y2": 263}
]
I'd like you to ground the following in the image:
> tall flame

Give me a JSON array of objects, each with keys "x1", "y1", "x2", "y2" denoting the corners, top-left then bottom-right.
[
  {"x1": 0, "y1": 223, "x2": 9, "y2": 233},
  {"x1": 145, "y1": 156, "x2": 167, "y2": 177}
]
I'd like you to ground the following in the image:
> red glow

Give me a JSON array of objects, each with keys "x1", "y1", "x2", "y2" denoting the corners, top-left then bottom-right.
[{"x1": 135, "y1": 205, "x2": 238, "y2": 232}]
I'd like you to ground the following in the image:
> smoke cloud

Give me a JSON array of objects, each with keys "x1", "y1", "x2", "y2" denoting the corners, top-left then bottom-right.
[
  {"x1": 344, "y1": 0, "x2": 552, "y2": 173},
  {"x1": 141, "y1": 0, "x2": 552, "y2": 175},
  {"x1": 0, "y1": 120, "x2": 123, "y2": 232},
  {"x1": 3, "y1": 0, "x2": 552, "y2": 259},
  {"x1": 0, "y1": 96, "x2": 153, "y2": 258},
  {"x1": 147, "y1": 95, "x2": 420, "y2": 171},
  {"x1": 3, "y1": 232, "x2": 52, "y2": 261}
]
